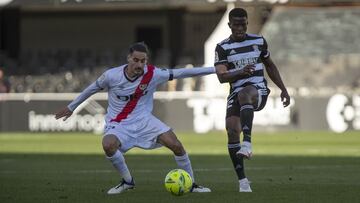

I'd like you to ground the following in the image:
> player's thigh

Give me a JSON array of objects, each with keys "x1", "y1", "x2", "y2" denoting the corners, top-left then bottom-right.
[
  {"x1": 157, "y1": 130, "x2": 185, "y2": 155},
  {"x1": 226, "y1": 116, "x2": 241, "y2": 143},
  {"x1": 237, "y1": 85, "x2": 258, "y2": 106}
]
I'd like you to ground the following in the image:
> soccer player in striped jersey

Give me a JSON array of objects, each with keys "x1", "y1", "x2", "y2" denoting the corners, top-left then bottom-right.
[
  {"x1": 214, "y1": 8, "x2": 291, "y2": 192},
  {"x1": 55, "y1": 42, "x2": 213, "y2": 194}
]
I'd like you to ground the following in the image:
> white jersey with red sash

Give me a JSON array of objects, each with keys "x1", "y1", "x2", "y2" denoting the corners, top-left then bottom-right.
[
  {"x1": 66, "y1": 64, "x2": 215, "y2": 152},
  {"x1": 67, "y1": 64, "x2": 215, "y2": 126},
  {"x1": 95, "y1": 64, "x2": 170, "y2": 124}
]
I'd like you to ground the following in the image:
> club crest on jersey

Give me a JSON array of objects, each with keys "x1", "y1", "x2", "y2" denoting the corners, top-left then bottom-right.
[
  {"x1": 139, "y1": 84, "x2": 148, "y2": 90},
  {"x1": 252, "y1": 45, "x2": 259, "y2": 52}
]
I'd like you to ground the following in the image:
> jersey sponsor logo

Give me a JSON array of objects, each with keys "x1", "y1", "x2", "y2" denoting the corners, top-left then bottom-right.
[
  {"x1": 117, "y1": 90, "x2": 148, "y2": 101},
  {"x1": 234, "y1": 57, "x2": 259, "y2": 69}
]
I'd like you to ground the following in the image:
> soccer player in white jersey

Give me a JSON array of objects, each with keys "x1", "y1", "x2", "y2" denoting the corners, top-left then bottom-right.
[
  {"x1": 55, "y1": 42, "x2": 214, "y2": 194},
  {"x1": 214, "y1": 8, "x2": 291, "y2": 192}
]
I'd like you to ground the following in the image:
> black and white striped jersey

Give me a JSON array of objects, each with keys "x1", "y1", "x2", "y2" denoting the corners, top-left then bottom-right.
[{"x1": 214, "y1": 34, "x2": 270, "y2": 92}]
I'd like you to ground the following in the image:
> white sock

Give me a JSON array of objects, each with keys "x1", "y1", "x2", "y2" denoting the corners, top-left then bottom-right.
[
  {"x1": 174, "y1": 153, "x2": 195, "y2": 182},
  {"x1": 107, "y1": 150, "x2": 132, "y2": 183}
]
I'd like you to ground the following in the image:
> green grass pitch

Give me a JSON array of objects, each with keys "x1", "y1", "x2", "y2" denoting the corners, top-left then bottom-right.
[{"x1": 1, "y1": 131, "x2": 360, "y2": 203}]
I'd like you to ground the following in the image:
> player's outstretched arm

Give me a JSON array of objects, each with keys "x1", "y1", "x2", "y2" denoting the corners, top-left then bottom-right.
[
  {"x1": 54, "y1": 81, "x2": 103, "y2": 121},
  {"x1": 263, "y1": 57, "x2": 290, "y2": 107},
  {"x1": 171, "y1": 67, "x2": 215, "y2": 79},
  {"x1": 55, "y1": 107, "x2": 73, "y2": 121},
  {"x1": 67, "y1": 82, "x2": 103, "y2": 111},
  {"x1": 215, "y1": 64, "x2": 255, "y2": 83}
]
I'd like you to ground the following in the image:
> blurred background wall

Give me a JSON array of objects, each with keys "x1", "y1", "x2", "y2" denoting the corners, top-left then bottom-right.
[{"x1": 0, "y1": 0, "x2": 359, "y2": 133}]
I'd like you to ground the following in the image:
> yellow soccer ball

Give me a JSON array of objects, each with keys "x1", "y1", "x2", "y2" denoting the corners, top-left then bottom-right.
[{"x1": 164, "y1": 169, "x2": 193, "y2": 196}]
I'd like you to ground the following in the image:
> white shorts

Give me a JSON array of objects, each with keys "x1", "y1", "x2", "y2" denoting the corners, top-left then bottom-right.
[{"x1": 104, "y1": 115, "x2": 171, "y2": 153}]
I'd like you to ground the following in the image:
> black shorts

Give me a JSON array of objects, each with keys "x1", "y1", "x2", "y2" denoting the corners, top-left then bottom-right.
[{"x1": 226, "y1": 84, "x2": 270, "y2": 118}]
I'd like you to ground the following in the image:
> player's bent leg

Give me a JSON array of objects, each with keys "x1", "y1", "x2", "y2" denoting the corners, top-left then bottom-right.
[
  {"x1": 226, "y1": 116, "x2": 247, "y2": 180},
  {"x1": 158, "y1": 131, "x2": 193, "y2": 178},
  {"x1": 227, "y1": 117, "x2": 252, "y2": 192},
  {"x1": 157, "y1": 130, "x2": 211, "y2": 193},
  {"x1": 236, "y1": 86, "x2": 258, "y2": 159},
  {"x1": 157, "y1": 130, "x2": 185, "y2": 156},
  {"x1": 103, "y1": 134, "x2": 134, "y2": 194}
]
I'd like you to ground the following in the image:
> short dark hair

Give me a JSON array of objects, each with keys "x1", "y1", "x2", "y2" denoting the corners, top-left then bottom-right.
[
  {"x1": 129, "y1": 42, "x2": 149, "y2": 54},
  {"x1": 229, "y1": 8, "x2": 248, "y2": 20}
]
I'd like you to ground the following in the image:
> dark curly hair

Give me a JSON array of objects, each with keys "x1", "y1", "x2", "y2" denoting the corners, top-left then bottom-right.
[
  {"x1": 229, "y1": 8, "x2": 248, "y2": 21},
  {"x1": 129, "y1": 42, "x2": 149, "y2": 54}
]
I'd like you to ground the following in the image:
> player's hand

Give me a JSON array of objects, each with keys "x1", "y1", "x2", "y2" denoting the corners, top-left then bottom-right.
[
  {"x1": 281, "y1": 90, "x2": 290, "y2": 107},
  {"x1": 55, "y1": 107, "x2": 73, "y2": 121},
  {"x1": 241, "y1": 65, "x2": 255, "y2": 76}
]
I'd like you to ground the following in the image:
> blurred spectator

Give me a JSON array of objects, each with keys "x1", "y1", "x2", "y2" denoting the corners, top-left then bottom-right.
[{"x1": 0, "y1": 68, "x2": 11, "y2": 93}]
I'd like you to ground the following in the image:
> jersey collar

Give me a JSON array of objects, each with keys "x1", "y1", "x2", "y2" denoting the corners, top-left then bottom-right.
[
  {"x1": 230, "y1": 34, "x2": 248, "y2": 42},
  {"x1": 123, "y1": 65, "x2": 147, "y2": 82}
]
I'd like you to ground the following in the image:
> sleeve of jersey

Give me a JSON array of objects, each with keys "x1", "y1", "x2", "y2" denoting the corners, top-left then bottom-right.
[
  {"x1": 170, "y1": 67, "x2": 215, "y2": 80},
  {"x1": 214, "y1": 44, "x2": 228, "y2": 66},
  {"x1": 154, "y1": 68, "x2": 171, "y2": 84},
  {"x1": 67, "y1": 72, "x2": 108, "y2": 111},
  {"x1": 260, "y1": 37, "x2": 270, "y2": 59}
]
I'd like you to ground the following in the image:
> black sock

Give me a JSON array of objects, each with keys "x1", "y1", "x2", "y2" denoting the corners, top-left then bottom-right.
[
  {"x1": 228, "y1": 142, "x2": 246, "y2": 180},
  {"x1": 240, "y1": 104, "x2": 254, "y2": 143}
]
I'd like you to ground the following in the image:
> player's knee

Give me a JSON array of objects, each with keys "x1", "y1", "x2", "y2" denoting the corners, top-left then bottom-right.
[{"x1": 102, "y1": 135, "x2": 119, "y2": 156}]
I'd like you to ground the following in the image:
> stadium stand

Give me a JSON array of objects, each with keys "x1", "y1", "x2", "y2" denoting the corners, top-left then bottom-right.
[
  {"x1": 1, "y1": 5, "x2": 359, "y2": 93},
  {"x1": 262, "y1": 7, "x2": 360, "y2": 91},
  {"x1": 3, "y1": 48, "x2": 200, "y2": 93}
]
